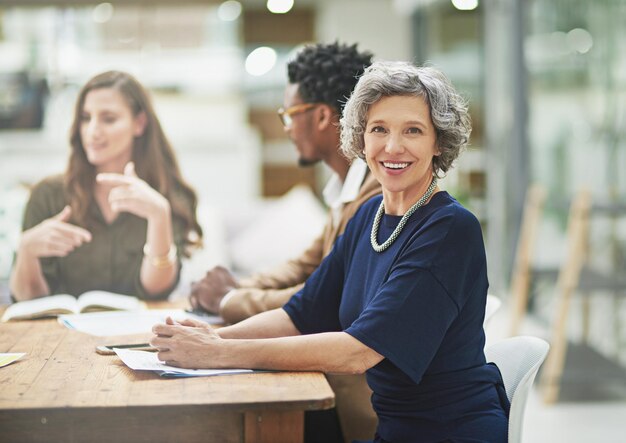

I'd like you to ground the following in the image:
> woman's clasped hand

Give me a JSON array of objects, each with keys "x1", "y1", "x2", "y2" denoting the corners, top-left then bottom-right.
[{"x1": 151, "y1": 317, "x2": 222, "y2": 369}]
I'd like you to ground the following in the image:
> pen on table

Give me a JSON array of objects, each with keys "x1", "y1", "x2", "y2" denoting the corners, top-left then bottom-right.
[
  {"x1": 96, "y1": 343, "x2": 156, "y2": 355},
  {"x1": 106, "y1": 343, "x2": 154, "y2": 350}
]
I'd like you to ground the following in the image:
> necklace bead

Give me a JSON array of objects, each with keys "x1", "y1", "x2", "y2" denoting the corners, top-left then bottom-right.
[{"x1": 370, "y1": 177, "x2": 438, "y2": 252}]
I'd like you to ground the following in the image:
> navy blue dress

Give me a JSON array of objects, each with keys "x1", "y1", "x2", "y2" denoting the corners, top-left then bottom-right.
[{"x1": 283, "y1": 192, "x2": 509, "y2": 443}]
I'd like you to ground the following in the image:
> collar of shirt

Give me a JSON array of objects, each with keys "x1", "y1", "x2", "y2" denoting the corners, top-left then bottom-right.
[{"x1": 322, "y1": 158, "x2": 368, "y2": 226}]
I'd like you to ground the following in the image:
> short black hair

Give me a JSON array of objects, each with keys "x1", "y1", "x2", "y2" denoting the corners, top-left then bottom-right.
[{"x1": 287, "y1": 42, "x2": 373, "y2": 113}]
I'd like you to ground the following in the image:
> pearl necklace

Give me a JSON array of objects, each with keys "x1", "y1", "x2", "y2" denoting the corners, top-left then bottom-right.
[{"x1": 370, "y1": 177, "x2": 438, "y2": 252}]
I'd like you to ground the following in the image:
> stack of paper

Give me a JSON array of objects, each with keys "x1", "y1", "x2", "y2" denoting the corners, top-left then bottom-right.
[{"x1": 114, "y1": 348, "x2": 253, "y2": 377}]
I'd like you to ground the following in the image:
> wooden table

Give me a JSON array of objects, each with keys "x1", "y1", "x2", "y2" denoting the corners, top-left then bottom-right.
[{"x1": 0, "y1": 313, "x2": 335, "y2": 443}]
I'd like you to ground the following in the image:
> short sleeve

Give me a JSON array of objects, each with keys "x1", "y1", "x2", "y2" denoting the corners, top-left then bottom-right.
[
  {"x1": 21, "y1": 177, "x2": 67, "y2": 294},
  {"x1": 22, "y1": 177, "x2": 66, "y2": 230},
  {"x1": 282, "y1": 233, "x2": 347, "y2": 334},
  {"x1": 346, "y1": 265, "x2": 458, "y2": 386}
]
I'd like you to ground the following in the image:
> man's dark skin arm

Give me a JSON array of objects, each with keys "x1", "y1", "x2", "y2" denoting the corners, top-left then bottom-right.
[{"x1": 189, "y1": 266, "x2": 239, "y2": 314}]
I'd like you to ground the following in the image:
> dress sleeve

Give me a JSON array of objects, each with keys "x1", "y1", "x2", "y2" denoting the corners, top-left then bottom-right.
[
  {"x1": 346, "y1": 266, "x2": 457, "y2": 385},
  {"x1": 282, "y1": 233, "x2": 348, "y2": 335},
  {"x1": 22, "y1": 186, "x2": 54, "y2": 231},
  {"x1": 220, "y1": 284, "x2": 304, "y2": 324},
  {"x1": 220, "y1": 220, "x2": 328, "y2": 324},
  {"x1": 21, "y1": 179, "x2": 66, "y2": 294}
]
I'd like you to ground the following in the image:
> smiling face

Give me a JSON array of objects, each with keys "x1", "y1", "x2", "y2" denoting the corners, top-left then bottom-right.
[
  {"x1": 363, "y1": 95, "x2": 439, "y2": 214},
  {"x1": 79, "y1": 88, "x2": 146, "y2": 173}
]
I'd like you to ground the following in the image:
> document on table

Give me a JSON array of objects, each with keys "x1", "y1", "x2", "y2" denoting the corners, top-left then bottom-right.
[
  {"x1": 115, "y1": 348, "x2": 253, "y2": 377},
  {"x1": 0, "y1": 353, "x2": 25, "y2": 368},
  {"x1": 58, "y1": 309, "x2": 223, "y2": 337}
]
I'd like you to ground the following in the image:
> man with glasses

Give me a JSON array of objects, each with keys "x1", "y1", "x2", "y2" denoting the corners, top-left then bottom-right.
[{"x1": 190, "y1": 42, "x2": 380, "y2": 443}]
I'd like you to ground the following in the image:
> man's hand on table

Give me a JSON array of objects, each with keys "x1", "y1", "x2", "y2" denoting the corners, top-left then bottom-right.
[{"x1": 189, "y1": 266, "x2": 239, "y2": 314}]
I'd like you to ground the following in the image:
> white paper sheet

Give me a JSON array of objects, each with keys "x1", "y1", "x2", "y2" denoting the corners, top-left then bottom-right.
[
  {"x1": 114, "y1": 348, "x2": 253, "y2": 377},
  {"x1": 58, "y1": 309, "x2": 223, "y2": 337},
  {"x1": 0, "y1": 353, "x2": 26, "y2": 368}
]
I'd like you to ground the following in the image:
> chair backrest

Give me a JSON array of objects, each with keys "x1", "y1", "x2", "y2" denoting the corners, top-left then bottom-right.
[
  {"x1": 485, "y1": 336, "x2": 550, "y2": 443},
  {"x1": 484, "y1": 293, "x2": 502, "y2": 326}
]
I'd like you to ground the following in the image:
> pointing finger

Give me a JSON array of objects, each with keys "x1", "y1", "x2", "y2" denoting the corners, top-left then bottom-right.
[
  {"x1": 124, "y1": 161, "x2": 137, "y2": 177},
  {"x1": 96, "y1": 173, "x2": 135, "y2": 186},
  {"x1": 53, "y1": 205, "x2": 72, "y2": 222},
  {"x1": 55, "y1": 223, "x2": 92, "y2": 242}
]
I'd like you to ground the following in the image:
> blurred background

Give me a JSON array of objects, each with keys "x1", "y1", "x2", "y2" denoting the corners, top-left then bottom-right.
[{"x1": 0, "y1": 0, "x2": 625, "y2": 440}]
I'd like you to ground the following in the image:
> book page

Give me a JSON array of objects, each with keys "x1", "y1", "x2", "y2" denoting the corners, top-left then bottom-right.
[
  {"x1": 1, "y1": 295, "x2": 78, "y2": 322},
  {"x1": 77, "y1": 291, "x2": 145, "y2": 313},
  {"x1": 58, "y1": 309, "x2": 182, "y2": 336}
]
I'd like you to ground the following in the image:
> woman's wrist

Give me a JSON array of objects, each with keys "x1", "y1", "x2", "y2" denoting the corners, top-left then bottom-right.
[
  {"x1": 147, "y1": 195, "x2": 171, "y2": 224},
  {"x1": 143, "y1": 243, "x2": 177, "y2": 269},
  {"x1": 18, "y1": 231, "x2": 38, "y2": 259}
]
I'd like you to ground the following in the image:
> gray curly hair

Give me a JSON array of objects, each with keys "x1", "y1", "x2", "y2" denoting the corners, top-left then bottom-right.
[{"x1": 340, "y1": 61, "x2": 471, "y2": 177}]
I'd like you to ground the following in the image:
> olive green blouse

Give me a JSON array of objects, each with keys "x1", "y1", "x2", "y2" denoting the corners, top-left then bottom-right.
[{"x1": 20, "y1": 175, "x2": 190, "y2": 300}]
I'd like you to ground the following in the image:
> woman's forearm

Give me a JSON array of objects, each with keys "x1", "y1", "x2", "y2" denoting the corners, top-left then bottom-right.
[
  {"x1": 216, "y1": 331, "x2": 383, "y2": 374},
  {"x1": 215, "y1": 310, "x2": 382, "y2": 373},
  {"x1": 153, "y1": 310, "x2": 383, "y2": 373},
  {"x1": 140, "y1": 204, "x2": 177, "y2": 296},
  {"x1": 217, "y1": 308, "x2": 301, "y2": 339},
  {"x1": 9, "y1": 246, "x2": 50, "y2": 301}
]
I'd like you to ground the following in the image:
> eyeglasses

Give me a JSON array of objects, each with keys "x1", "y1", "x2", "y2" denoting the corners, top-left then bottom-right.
[{"x1": 277, "y1": 103, "x2": 319, "y2": 128}]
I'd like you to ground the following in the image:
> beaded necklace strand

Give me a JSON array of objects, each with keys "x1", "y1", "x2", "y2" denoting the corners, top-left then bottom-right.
[{"x1": 370, "y1": 177, "x2": 438, "y2": 252}]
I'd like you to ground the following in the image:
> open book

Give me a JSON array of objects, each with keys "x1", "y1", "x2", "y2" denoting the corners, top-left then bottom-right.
[{"x1": 1, "y1": 291, "x2": 145, "y2": 322}]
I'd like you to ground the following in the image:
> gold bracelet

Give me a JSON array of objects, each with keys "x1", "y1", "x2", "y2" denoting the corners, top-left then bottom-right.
[{"x1": 143, "y1": 244, "x2": 177, "y2": 269}]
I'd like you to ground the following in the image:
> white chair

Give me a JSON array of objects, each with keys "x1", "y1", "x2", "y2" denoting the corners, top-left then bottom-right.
[
  {"x1": 485, "y1": 336, "x2": 550, "y2": 443},
  {"x1": 484, "y1": 293, "x2": 502, "y2": 326}
]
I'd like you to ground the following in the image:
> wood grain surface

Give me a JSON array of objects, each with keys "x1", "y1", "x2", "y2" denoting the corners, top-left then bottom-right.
[{"x1": 0, "y1": 306, "x2": 334, "y2": 443}]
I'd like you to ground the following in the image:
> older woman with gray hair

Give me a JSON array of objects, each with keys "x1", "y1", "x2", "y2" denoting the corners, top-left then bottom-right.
[{"x1": 151, "y1": 61, "x2": 509, "y2": 443}]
